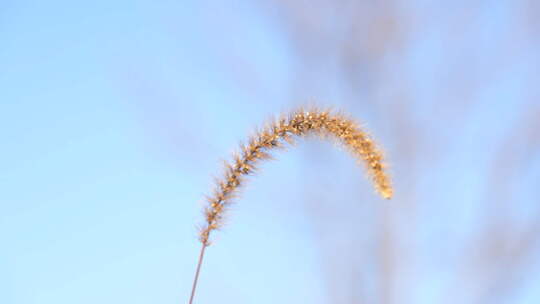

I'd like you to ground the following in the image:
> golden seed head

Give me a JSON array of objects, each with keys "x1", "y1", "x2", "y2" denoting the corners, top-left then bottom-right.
[{"x1": 198, "y1": 107, "x2": 393, "y2": 245}]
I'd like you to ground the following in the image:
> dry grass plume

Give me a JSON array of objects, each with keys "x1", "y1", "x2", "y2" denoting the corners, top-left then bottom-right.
[{"x1": 189, "y1": 106, "x2": 393, "y2": 303}]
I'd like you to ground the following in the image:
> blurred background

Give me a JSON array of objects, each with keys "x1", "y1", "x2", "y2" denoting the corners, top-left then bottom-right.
[{"x1": 1, "y1": 1, "x2": 539, "y2": 303}]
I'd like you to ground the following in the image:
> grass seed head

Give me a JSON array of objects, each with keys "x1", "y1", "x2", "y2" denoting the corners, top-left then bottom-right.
[{"x1": 198, "y1": 106, "x2": 393, "y2": 246}]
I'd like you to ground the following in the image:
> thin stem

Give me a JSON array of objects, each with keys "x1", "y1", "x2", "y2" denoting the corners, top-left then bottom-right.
[{"x1": 188, "y1": 243, "x2": 207, "y2": 304}]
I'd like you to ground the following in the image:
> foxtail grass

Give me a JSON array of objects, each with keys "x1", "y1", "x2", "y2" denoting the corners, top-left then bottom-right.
[{"x1": 188, "y1": 106, "x2": 392, "y2": 303}]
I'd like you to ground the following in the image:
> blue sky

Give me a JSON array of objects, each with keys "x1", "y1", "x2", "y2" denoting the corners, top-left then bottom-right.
[
  {"x1": 1, "y1": 1, "x2": 311, "y2": 303},
  {"x1": 2, "y1": 1, "x2": 539, "y2": 304}
]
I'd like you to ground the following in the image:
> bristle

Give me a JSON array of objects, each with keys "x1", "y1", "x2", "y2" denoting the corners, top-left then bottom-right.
[{"x1": 198, "y1": 106, "x2": 393, "y2": 246}]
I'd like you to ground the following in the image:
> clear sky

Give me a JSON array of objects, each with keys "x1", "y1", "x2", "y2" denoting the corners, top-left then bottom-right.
[
  {"x1": 2, "y1": 1, "x2": 539, "y2": 304},
  {"x1": 1, "y1": 1, "x2": 312, "y2": 303}
]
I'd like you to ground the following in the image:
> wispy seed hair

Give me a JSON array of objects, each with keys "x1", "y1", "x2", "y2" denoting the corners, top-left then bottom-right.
[{"x1": 199, "y1": 107, "x2": 392, "y2": 245}]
